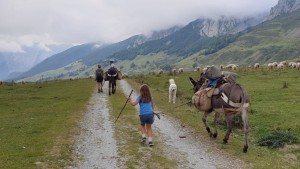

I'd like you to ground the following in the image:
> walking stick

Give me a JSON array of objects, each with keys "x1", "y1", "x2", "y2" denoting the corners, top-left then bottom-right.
[{"x1": 114, "y1": 89, "x2": 133, "y2": 123}]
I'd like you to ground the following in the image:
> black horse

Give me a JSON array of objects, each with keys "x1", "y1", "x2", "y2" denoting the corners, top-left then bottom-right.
[{"x1": 190, "y1": 73, "x2": 250, "y2": 153}]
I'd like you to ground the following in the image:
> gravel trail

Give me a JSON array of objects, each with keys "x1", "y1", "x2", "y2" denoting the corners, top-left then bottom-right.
[
  {"x1": 72, "y1": 82, "x2": 119, "y2": 169},
  {"x1": 72, "y1": 80, "x2": 250, "y2": 169},
  {"x1": 119, "y1": 80, "x2": 249, "y2": 169}
]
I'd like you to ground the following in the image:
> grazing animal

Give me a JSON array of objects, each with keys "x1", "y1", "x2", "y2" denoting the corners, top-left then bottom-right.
[
  {"x1": 121, "y1": 73, "x2": 128, "y2": 79},
  {"x1": 296, "y1": 62, "x2": 300, "y2": 70},
  {"x1": 172, "y1": 69, "x2": 177, "y2": 76},
  {"x1": 225, "y1": 64, "x2": 238, "y2": 70},
  {"x1": 104, "y1": 68, "x2": 120, "y2": 96},
  {"x1": 267, "y1": 63, "x2": 273, "y2": 69},
  {"x1": 169, "y1": 79, "x2": 177, "y2": 104},
  {"x1": 189, "y1": 73, "x2": 250, "y2": 153},
  {"x1": 277, "y1": 63, "x2": 285, "y2": 69},
  {"x1": 220, "y1": 64, "x2": 224, "y2": 70}
]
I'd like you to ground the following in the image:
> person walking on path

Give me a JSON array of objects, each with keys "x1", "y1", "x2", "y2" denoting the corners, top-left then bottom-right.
[
  {"x1": 128, "y1": 84, "x2": 155, "y2": 146},
  {"x1": 95, "y1": 64, "x2": 104, "y2": 93}
]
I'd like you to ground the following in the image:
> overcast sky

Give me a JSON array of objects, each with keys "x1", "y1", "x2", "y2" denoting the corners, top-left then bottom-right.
[{"x1": 0, "y1": 0, "x2": 278, "y2": 53}]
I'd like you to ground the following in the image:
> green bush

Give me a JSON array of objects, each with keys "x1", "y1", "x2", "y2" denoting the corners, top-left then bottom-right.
[{"x1": 256, "y1": 130, "x2": 299, "y2": 148}]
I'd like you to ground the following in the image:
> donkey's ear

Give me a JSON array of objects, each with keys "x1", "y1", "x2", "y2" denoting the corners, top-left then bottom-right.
[{"x1": 189, "y1": 77, "x2": 197, "y2": 86}]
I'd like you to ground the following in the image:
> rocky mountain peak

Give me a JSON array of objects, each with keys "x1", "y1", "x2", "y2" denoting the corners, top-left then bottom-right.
[
  {"x1": 196, "y1": 15, "x2": 265, "y2": 37},
  {"x1": 268, "y1": 0, "x2": 300, "y2": 20}
]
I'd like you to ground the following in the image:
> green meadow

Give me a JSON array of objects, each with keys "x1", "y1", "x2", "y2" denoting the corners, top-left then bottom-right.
[
  {"x1": 0, "y1": 69, "x2": 299, "y2": 168},
  {"x1": 0, "y1": 79, "x2": 94, "y2": 169},
  {"x1": 126, "y1": 68, "x2": 300, "y2": 169}
]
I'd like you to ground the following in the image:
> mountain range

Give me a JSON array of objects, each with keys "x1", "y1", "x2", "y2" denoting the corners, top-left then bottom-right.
[{"x1": 5, "y1": 0, "x2": 300, "y2": 82}]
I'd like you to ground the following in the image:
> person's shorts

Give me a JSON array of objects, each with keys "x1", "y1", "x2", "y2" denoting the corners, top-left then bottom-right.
[
  {"x1": 96, "y1": 77, "x2": 103, "y2": 83},
  {"x1": 139, "y1": 113, "x2": 154, "y2": 125}
]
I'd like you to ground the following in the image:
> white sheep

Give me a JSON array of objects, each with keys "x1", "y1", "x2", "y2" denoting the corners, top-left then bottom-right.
[
  {"x1": 277, "y1": 63, "x2": 285, "y2": 69},
  {"x1": 268, "y1": 63, "x2": 274, "y2": 69},
  {"x1": 172, "y1": 69, "x2": 177, "y2": 75},
  {"x1": 225, "y1": 64, "x2": 238, "y2": 70},
  {"x1": 280, "y1": 61, "x2": 287, "y2": 66},
  {"x1": 290, "y1": 62, "x2": 297, "y2": 68},
  {"x1": 296, "y1": 62, "x2": 300, "y2": 70},
  {"x1": 122, "y1": 73, "x2": 128, "y2": 79}
]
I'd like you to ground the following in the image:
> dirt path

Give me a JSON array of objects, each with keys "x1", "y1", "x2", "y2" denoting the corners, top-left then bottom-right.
[
  {"x1": 71, "y1": 83, "x2": 119, "y2": 169},
  {"x1": 72, "y1": 80, "x2": 250, "y2": 169}
]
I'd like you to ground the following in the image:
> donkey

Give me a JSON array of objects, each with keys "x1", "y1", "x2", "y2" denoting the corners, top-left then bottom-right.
[
  {"x1": 189, "y1": 74, "x2": 250, "y2": 153},
  {"x1": 104, "y1": 71, "x2": 119, "y2": 96}
]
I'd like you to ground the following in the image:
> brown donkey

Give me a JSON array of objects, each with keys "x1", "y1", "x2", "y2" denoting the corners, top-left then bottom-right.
[{"x1": 189, "y1": 74, "x2": 250, "y2": 153}]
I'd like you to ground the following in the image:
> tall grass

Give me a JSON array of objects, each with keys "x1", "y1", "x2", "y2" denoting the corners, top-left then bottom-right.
[
  {"x1": 126, "y1": 69, "x2": 300, "y2": 168},
  {"x1": 0, "y1": 79, "x2": 95, "y2": 169}
]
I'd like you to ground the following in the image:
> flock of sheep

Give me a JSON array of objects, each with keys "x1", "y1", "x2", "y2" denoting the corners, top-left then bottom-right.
[{"x1": 166, "y1": 61, "x2": 300, "y2": 75}]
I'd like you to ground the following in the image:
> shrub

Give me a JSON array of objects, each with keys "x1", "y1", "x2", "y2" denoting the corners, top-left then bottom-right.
[{"x1": 256, "y1": 130, "x2": 299, "y2": 148}]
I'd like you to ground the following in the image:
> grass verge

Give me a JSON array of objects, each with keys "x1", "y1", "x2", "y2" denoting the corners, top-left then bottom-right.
[{"x1": 0, "y1": 79, "x2": 95, "y2": 169}]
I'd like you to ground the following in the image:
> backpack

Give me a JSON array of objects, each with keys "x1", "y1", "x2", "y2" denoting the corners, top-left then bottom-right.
[
  {"x1": 96, "y1": 69, "x2": 103, "y2": 78},
  {"x1": 108, "y1": 67, "x2": 117, "y2": 75}
]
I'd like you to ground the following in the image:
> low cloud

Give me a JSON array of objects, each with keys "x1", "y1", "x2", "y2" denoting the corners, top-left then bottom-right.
[{"x1": 0, "y1": 0, "x2": 278, "y2": 53}]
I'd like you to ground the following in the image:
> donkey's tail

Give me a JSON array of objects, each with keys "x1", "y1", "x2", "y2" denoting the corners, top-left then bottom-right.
[{"x1": 235, "y1": 83, "x2": 248, "y2": 108}]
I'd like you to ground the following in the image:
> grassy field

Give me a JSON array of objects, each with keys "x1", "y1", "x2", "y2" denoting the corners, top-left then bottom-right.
[
  {"x1": 126, "y1": 68, "x2": 300, "y2": 169},
  {"x1": 1, "y1": 69, "x2": 299, "y2": 168},
  {"x1": 0, "y1": 79, "x2": 95, "y2": 169}
]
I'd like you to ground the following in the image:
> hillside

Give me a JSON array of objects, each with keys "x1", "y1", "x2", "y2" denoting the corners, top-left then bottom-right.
[
  {"x1": 16, "y1": 43, "x2": 104, "y2": 80},
  {"x1": 13, "y1": 27, "x2": 180, "y2": 81},
  {"x1": 109, "y1": 16, "x2": 262, "y2": 61},
  {"x1": 16, "y1": 1, "x2": 300, "y2": 82},
  {"x1": 194, "y1": 8, "x2": 300, "y2": 66},
  {"x1": 106, "y1": 9, "x2": 300, "y2": 75}
]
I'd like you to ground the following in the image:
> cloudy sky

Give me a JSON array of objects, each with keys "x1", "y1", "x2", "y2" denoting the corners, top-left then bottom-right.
[
  {"x1": 0, "y1": 0, "x2": 279, "y2": 79},
  {"x1": 0, "y1": 0, "x2": 278, "y2": 53}
]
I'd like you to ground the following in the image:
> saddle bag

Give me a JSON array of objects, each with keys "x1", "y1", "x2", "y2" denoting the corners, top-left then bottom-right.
[
  {"x1": 117, "y1": 71, "x2": 122, "y2": 80},
  {"x1": 103, "y1": 71, "x2": 108, "y2": 81},
  {"x1": 192, "y1": 88, "x2": 214, "y2": 111}
]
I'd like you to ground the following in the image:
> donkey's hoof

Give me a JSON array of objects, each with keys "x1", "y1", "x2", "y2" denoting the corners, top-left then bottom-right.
[
  {"x1": 206, "y1": 127, "x2": 211, "y2": 133},
  {"x1": 213, "y1": 133, "x2": 218, "y2": 138},
  {"x1": 243, "y1": 146, "x2": 248, "y2": 153},
  {"x1": 223, "y1": 139, "x2": 228, "y2": 144}
]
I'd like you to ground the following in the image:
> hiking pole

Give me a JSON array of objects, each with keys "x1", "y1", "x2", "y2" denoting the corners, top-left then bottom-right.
[
  {"x1": 114, "y1": 89, "x2": 133, "y2": 123},
  {"x1": 153, "y1": 112, "x2": 161, "y2": 120}
]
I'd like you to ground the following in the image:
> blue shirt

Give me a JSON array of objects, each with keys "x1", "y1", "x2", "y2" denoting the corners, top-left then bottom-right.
[
  {"x1": 136, "y1": 96, "x2": 153, "y2": 115},
  {"x1": 208, "y1": 77, "x2": 221, "y2": 87}
]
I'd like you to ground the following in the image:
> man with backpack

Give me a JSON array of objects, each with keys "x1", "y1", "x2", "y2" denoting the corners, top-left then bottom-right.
[
  {"x1": 108, "y1": 63, "x2": 117, "y2": 76},
  {"x1": 95, "y1": 64, "x2": 104, "y2": 93}
]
